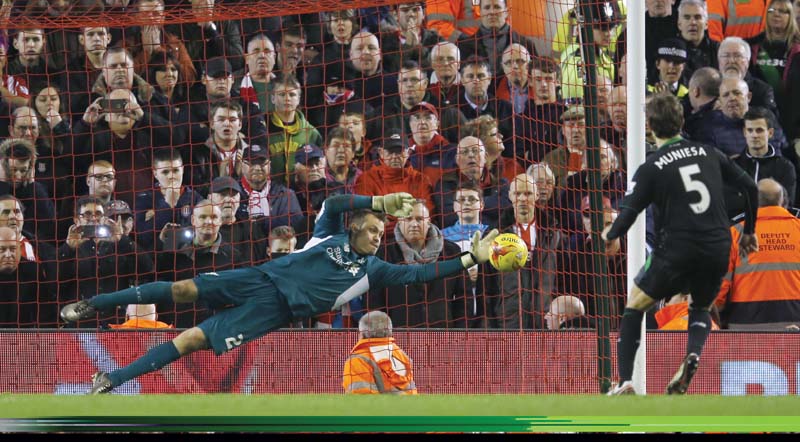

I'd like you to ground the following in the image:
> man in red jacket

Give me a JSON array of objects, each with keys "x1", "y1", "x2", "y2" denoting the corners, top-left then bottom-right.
[{"x1": 355, "y1": 129, "x2": 434, "y2": 236}]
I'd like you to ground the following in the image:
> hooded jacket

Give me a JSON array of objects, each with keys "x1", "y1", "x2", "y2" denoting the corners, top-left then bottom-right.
[{"x1": 266, "y1": 111, "x2": 323, "y2": 186}]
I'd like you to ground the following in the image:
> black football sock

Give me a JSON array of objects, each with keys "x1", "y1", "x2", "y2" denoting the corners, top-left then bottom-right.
[
  {"x1": 687, "y1": 308, "x2": 712, "y2": 356},
  {"x1": 617, "y1": 308, "x2": 645, "y2": 383}
]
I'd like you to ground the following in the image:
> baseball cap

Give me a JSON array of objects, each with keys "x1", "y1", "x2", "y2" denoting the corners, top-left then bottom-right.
[
  {"x1": 104, "y1": 200, "x2": 131, "y2": 217},
  {"x1": 581, "y1": 195, "x2": 613, "y2": 214},
  {"x1": 210, "y1": 176, "x2": 243, "y2": 194},
  {"x1": 655, "y1": 38, "x2": 688, "y2": 63},
  {"x1": 294, "y1": 144, "x2": 324, "y2": 165},
  {"x1": 382, "y1": 129, "x2": 407, "y2": 152},
  {"x1": 561, "y1": 105, "x2": 586, "y2": 122},
  {"x1": 409, "y1": 101, "x2": 439, "y2": 119},
  {"x1": 243, "y1": 144, "x2": 269, "y2": 162},
  {"x1": 204, "y1": 57, "x2": 233, "y2": 78}
]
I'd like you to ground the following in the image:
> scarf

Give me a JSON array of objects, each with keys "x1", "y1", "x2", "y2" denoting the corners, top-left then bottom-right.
[
  {"x1": 324, "y1": 89, "x2": 354, "y2": 105},
  {"x1": 271, "y1": 112, "x2": 301, "y2": 135},
  {"x1": 394, "y1": 223, "x2": 444, "y2": 264},
  {"x1": 241, "y1": 176, "x2": 271, "y2": 217}
]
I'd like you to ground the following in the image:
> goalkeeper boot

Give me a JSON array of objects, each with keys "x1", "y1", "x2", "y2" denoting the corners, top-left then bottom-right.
[
  {"x1": 666, "y1": 352, "x2": 700, "y2": 395},
  {"x1": 60, "y1": 300, "x2": 96, "y2": 323},
  {"x1": 89, "y1": 372, "x2": 114, "y2": 395},
  {"x1": 606, "y1": 380, "x2": 635, "y2": 396}
]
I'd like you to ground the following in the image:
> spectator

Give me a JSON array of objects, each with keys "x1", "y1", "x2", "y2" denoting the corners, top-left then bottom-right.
[
  {"x1": 684, "y1": 67, "x2": 722, "y2": 136},
  {"x1": 515, "y1": 57, "x2": 565, "y2": 163},
  {"x1": 0, "y1": 138, "x2": 56, "y2": 241},
  {"x1": 188, "y1": 56, "x2": 267, "y2": 147},
  {"x1": 354, "y1": 129, "x2": 434, "y2": 235},
  {"x1": 496, "y1": 43, "x2": 533, "y2": 115},
  {"x1": 545, "y1": 295, "x2": 595, "y2": 330},
  {"x1": 560, "y1": 3, "x2": 617, "y2": 101},
  {"x1": 367, "y1": 200, "x2": 465, "y2": 327},
  {"x1": 718, "y1": 36, "x2": 780, "y2": 117},
  {"x1": 323, "y1": 126, "x2": 363, "y2": 194},
  {"x1": 6, "y1": 28, "x2": 57, "y2": 92},
  {"x1": 727, "y1": 108, "x2": 797, "y2": 218},
  {"x1": 691, "y1": 76, "x2": 787, "y2": 157},
  {"x1": 135, "y1": 148, "x2": 203, "y2": 252},
  {"x1": 655, "y1": 294, "x2": 721, "y2": 330},
  {"x1": 463, "y1": 115, "x2": 524, "y2": 183},
  {"x1": 291, "y1": 144, "x2": 331, "y2": 218},
  {"x1": 0, "y1": 227, "x2": 46, "y2": 328},
  {"x1": 275, "y1": 24, "x2": 307, "y2": 82},
  {"x1": 483, "y1": 174, "x2": 559, "y2": 329},
  {"x1": 342, "y1": 310, "x2": 417, "y2": 395},
  {"x1": 108, "y1": 303, "x2": 173, "y2": 329},
  {"x1": 749, "y1": 0, "x2": 800, "y2": 152},
  {"x1": 208, "y1": 175, "x2": 269, "y2": 266},
  {"x1": 457, "y1": 56, "x2": 513, "y2": 153},
  {"x1": 441, "y1": 184, "x2": 487, "y2": 328},
  {"x1": 59, "y1": 195, "x2": 153, "y2": 328},
  {"x1": 125, "y1": 0, "x2": 196, "y2": 83},
  {"x1": 187, "y1": 100, "x2": 251, "y2": 192},
  {"x1": 426, "y1": 0, "x2": 480, "y2": 42},
  {"x1": 552, "y1": 0, "x2": 626, "y2": 58},
  {"x1": 380, "y1": 2, "x2": 441, "y2": 74},
  {"x1": 316, "y1": 9, "x2": 358, "y2": 66},
  {"x1": 542, "y1": 105, "x2": 587, "y2": 187},
  {"x1": 526, "y1": 162, "x2": 561, "y2": 231},
  {"x1": 267, "y1": 224, "x2": 296, "y2": 260},
  {"x1": 708, "y1": 0, "x2": 767, "y2": 42},
  {"x1": 239, "y1": 144, "x2": 303, "y2": 233},
  {"x1": 165, "y1": 0, "x2": 244, "y2": 76},
  {"x1": 264, "y1": 75, "x2": 323, "y2": 187},
  {"x1": 65, "y1": 26, "x2": 112, "y2": 119},
  {"x1": 9, "y1": 105, "x2": 72, "y2": 216},
  {"x1": 154, "y1": 199, "x2": 242, "y2": 328},
  {"x1": 676, "y1": 0, "x2": 720, "y2": 82},
  {"x1": 72, "y1": 88, "x2": 172, "y2": 203},
  {"x1": 236, "y1": 34, "x2": 277, "y2": 113},
  {"x1": 384, "y1": 60, "x2": 434, "y2": 136},
  {"x1": 342, "y1": 31, "x2": 398, "y2": 115},
  {"x1": 557, "y1": 195, "x2": 627, "y2": 326},
  {"x1": 607, "y1": 86, "x2": 627, "y2": 151},
  {"x1": 456, "y1": 0, "x2": 535, "y2": 78},
  {"x1": 407, "y1": 101, "x2": 457, "y2": 184},
  {"x1": 0, "y1": 194, "x2": 56, "y2": 280},
  {"x1": 716, "y1": 178, "x2": 800, "y2": 330},
  {"x1": 84, "y1": 160, "x2": 116, "y2": 207},
  {"x1": 0, "y1": 33, "x2": 29, "y2": 111},
  {"x1": 104, "y1": 199, "x2": 135, "y2": 242},
  {"x1": 144, "y1": 49, "x2": 192, "y2": 147},
  {"x1": 428, "y1": 41, "x2": 461, "y2": 106},
  {"x1": 645, "y1": 0, "x2": 678, "y2": 83},
  {"x1": 648, "y1": 38, "x2": 690, "y2": 98},
  {"x1": 338, "y1": 101, "x2": 378, "y2": 170}
]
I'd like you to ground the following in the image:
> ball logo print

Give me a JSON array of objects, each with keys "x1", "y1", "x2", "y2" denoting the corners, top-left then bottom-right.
[{"x1": 489, "y1": 233, "x2": 529, "y2": 272}]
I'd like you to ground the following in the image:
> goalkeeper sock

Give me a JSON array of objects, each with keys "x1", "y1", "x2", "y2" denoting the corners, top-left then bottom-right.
[
  {"x1": 108, "y1": 341, "x2": 181, "y2": 387},
  {"x1": 90, "y1": 282, "x2": 174, "y2": 310},
  {"x1": 687, "y1": 308, "x2": 712, "y2": 356},
  {"x1": 617, "y1": 308, "x2": 645, "y2": 382}
]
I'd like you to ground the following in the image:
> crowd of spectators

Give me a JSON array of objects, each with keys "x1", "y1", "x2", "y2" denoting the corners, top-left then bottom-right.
[{"x1": 0, "y1": 0, "x2": 798, "y2": 331}]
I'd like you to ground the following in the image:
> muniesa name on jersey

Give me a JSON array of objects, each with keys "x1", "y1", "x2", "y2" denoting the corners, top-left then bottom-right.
[{"x1": 653, "y1": 146, "x2": 708, "y2": 170}]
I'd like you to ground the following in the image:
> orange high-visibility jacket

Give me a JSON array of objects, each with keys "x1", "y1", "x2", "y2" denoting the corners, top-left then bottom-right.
[
  {"x1": 708, "y1": 0, "x2": 767, "y2": 42},
  {"x1": 109, "y1": 319, "x2": 173, "y2": 329},
  {"x1": 655, "y1": 302, "x2": 720, "y2": 331},
  {"x1": 343, "y1": 337, "x2": 418, "y2": 395},
  {"x1": 715, "y1": 206, "x2": 800, "y2": 326},
  {"x1": 426, "y1": 0, "x2": 481, "y2": 42}
]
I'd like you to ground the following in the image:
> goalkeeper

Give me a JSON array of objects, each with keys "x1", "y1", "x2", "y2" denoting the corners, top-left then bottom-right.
[{"x1": 61, "y1": 193, "x2": 499, "y2": 394}]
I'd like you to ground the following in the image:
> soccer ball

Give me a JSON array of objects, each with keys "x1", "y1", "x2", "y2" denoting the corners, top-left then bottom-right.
[{"x1": 488, "y1": 233, "x2": 529, "y2": 272}]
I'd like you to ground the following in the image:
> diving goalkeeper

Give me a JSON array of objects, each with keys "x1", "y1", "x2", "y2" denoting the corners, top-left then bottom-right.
[{"x1": 61, "y1": 193, "x2": 499, "y2": 394}]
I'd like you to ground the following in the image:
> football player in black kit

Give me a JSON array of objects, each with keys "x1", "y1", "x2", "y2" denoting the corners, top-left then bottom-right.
[{"x1": 603, "y1": 93, "x2": 760, "y2": 395}]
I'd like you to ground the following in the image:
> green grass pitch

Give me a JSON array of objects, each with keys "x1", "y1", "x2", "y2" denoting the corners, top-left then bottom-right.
[{"x1": 2, "y1": 394, "x2": 800, "y2": 417}]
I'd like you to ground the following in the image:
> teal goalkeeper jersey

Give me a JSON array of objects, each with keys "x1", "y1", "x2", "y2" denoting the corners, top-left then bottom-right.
[{"x1": 257, "y1": 194, "x2": 467, "y2": 319}]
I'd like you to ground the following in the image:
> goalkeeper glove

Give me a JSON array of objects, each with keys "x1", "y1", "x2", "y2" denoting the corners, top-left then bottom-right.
[
  {"x1": 460, "y1": 229, "x2": 500, "y2": 268},
  {"x1": 372, "y1": 193, "x2": 415, "y2": 218}
]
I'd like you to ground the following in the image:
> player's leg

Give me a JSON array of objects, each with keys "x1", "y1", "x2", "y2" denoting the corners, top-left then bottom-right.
[
  {"x1": 91, "y1": 326, "x2": 210, "y2": 394},
  {"x1": 60, "y1": 279, "x2": 199, "y2": 322},
  {"x1": 608, "y1": 284, "x2": 658, "y2": 395}
]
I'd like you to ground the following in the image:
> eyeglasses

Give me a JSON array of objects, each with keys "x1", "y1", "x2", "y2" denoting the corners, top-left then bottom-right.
[
  {"x1": 457, "y1": 148, "x2": 484, "y2": 157},
  {"x1": 89, "y1": 173, "x2": 116, "y2": 182}
]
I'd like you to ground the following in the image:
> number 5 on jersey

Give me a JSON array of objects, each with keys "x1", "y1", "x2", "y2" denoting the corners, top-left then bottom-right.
[{"x1": 679, "y1": 164, "x2": 710, "y2": 214}]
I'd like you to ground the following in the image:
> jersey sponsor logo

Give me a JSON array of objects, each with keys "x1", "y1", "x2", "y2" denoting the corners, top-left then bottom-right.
[
  {"x1": 326, "y1": 245, "x2": 366, "y2": 276},
  {"x1": 653, "y1": 146, "x2": 708, "y2": 170}
]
